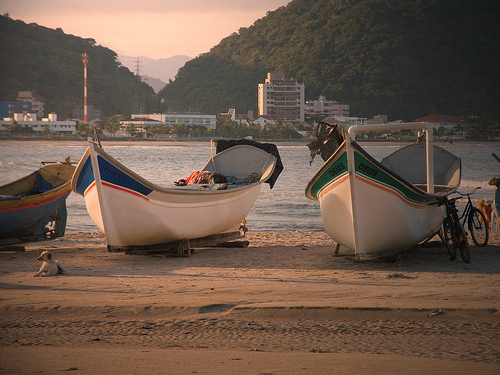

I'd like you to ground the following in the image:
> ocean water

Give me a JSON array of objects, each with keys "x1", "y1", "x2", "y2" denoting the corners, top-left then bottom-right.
[{"x1": 0, "y1": 141, "x2": 498, "y2": 233}]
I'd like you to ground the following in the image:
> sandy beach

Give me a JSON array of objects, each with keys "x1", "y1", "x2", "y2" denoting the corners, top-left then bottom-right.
[{"x1": 0, "y1": 230, "x2": 499, "y2": 374}]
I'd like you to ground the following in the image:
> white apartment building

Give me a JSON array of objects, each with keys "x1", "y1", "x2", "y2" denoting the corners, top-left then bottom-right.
[
  {"x1": 258, "y1": 72, "x2": 305, "y2": 122},
  {"x1": 305, "y1": 95, "x2": 350, "y2": 117},
  {"x1": 128, "y1": 113, "x2": 216, "y2": 129},
  {"x1": 0, "y1": 113, "x2": 77, "y2": 134}
]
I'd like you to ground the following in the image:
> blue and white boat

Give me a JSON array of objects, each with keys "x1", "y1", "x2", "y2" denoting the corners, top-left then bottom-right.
[
  {"x1": 0, "y1": 162, "x2": 75, "y2": 246},
  {"x1": 71, "y1": 140, "x2": 281, "y2": 252}
]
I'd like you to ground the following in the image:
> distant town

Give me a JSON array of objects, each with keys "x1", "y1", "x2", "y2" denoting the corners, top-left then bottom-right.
[{"x1": 0, "y1": 72, "x2": 474, "y2": 140}]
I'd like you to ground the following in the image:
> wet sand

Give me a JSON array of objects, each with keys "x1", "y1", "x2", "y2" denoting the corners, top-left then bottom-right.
[{"x1": 0, "y1": 230, "x2": 499, "y2": 374}]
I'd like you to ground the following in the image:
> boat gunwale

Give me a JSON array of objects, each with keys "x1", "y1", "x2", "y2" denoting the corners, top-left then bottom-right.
[
  {"x1": 306, "y1": 139, "x2": 459, "y2": 202},
  {"x1": 72, "y1": 142, "x2": 277, "y2": 197},
  {"x1": 0, "y1": 164, "x2": 75, "y2": 209}
]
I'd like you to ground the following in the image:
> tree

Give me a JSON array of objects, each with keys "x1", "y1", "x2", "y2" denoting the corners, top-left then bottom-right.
[
  {"x1": 305, "y1": 112, "x2": 327, "y2": 124},
  {"x1": 147, "y1": 124, "x2": 163, "y2": 138},
  {"x1": 76, "y1": 121, "x2": 91, "y2": 135},
  {"x1": 171, "y1": 122, "x2": 188, "y2": 137},
  {"x1": 5, "y1": 121, "x2": 22, "y2": 134},
  {"x1": 463, "y1": 115, "x2": 495, "y2": 140},
  {"x1": 0, "y1": 15, "x2": 156, "y2": 117},
  {"x1": 160, "y1": 0, "x2": 500, "y2": 124},
  {"x1": 104, "y1": 114, "x2": 123, "y2": 137},
  {"x1": 436, "y1": 125, "x2": 445, "y2": 138}
]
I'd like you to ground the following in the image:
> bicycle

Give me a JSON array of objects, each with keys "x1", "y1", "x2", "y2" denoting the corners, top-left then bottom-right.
[
  {"x1": 440, "y1": 188, "x2": 489, "y2": 263},
  {"x1": 442, "y1": 197, "x2": 470, "y2": 263},
  {"x1": 456, "y1": 188, "x2": 489, "y2": 247}
]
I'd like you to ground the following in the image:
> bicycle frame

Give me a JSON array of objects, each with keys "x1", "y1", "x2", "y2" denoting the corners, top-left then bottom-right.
[{"x1": 454, "y1": 187, "x2": 480, "y2": 226}]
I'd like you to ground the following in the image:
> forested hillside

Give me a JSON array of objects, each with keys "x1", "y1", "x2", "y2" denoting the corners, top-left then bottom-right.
[
  {"x1": 160, "y1": 0, "x2": 500, "y2": 122},
  {"x1": 0, "y1": 15, "x2": 155, "y2": 118}
]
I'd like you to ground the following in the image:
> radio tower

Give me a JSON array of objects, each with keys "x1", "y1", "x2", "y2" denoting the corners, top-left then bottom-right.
[{"x1": 82, "y1": 53, "x2": 88, "y2": 124}]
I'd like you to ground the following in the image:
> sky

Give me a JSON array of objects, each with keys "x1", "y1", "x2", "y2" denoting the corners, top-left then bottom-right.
[{"x1": 0, "y1": 0, "x2": 292, "y2": 59}]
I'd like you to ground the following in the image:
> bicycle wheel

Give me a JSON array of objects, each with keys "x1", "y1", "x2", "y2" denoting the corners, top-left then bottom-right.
[
  {"x1": 468, "y1": 207, "x2": 489, "y2": 247},
  {"x1": 442, "y1": 218, "x2": 456, "y2": 260},
  {"x1": 454, "y1": 222, "x2": 470, "y2": 263}
]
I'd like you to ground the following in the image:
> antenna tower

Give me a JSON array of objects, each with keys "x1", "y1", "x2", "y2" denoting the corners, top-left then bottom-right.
[{"x1": 82, "y1": 53, "x2": 88, "y2": 124}]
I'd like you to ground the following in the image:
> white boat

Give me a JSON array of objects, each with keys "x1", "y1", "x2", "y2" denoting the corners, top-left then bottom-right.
[
  {"x1": 71, "y1": 140, "x2": 282, "y2": 252},
  {"x1": 305, "y1": 122, "x2": 461, "y2": 260}
]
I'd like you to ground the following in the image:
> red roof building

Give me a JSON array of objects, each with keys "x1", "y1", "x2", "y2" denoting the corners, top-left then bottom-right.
[{"x1": 413, "y1": 114, "x2": 466, "y2": 139}]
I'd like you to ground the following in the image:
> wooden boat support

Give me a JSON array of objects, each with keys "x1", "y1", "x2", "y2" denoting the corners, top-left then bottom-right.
[{"x1": 106, "y1": 231, "x2": 247, "y2": 256}]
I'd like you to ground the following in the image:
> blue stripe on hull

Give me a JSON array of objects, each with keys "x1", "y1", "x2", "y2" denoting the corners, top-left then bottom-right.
[
  {"x1": 97, "y1": 155, "x2": 153, "y2": 196},
  {"x1": 74, "y1": 155, "x2": 94, "y2": 196}
]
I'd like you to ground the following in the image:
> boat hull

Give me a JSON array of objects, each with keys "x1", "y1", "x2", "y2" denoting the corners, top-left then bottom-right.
[
  {"x1": 72, "y1": 142, "x2": 276, "y2": 248},
  {"x1": 306, "y1": 140, "x2": 448, "y2": 260}
]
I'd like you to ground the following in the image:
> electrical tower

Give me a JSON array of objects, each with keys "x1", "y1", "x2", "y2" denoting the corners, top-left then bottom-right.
[{"x1": 135, "y1": 57, "x2": 141, "y2": 77}]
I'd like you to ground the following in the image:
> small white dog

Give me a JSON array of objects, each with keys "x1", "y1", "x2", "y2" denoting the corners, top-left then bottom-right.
[{"x1": 33, "y1": 251, "x2": 65, "y2": 277}]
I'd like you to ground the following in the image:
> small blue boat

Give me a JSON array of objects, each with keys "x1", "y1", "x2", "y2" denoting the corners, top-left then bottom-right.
[{"x1": 0, "y1": 162, "x2": 75, "y2": 246}]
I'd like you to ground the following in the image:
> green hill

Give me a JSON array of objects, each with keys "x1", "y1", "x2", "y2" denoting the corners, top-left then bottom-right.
[
  {"x1": 160, "y1": 0, "x2": 500, "y2": 122},
  {"x1": 0, "y1": 15, "x2": 156, "y2": 118}
]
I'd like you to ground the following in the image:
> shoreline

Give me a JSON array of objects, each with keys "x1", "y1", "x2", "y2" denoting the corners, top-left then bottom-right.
[
  {"x1": 1, "y1": 230, "x2": 499, "y2": 373},
  {"x1": 1, "y1": 137, "x2": 499, "y2": 148}
]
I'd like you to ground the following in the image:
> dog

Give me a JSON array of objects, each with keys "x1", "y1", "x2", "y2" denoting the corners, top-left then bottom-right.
[
  {"x1": 488, "y1": 177, "x2": 500, "y2": 187},
  {"x1": 33, "y1": 251, "x2": 65, "y2": 277},
  {"x1": 491, "y1": 202, "x2": 500, "y2": 232},
  {"x1": 478, "y1": 199, "x2": 493, "y2": 230},
  {"x1": 488, "y1": 177, "x2": 500, "y2": 231},
  {"x1": 492, "y1": 208, "x2": 500, "y2": 231}
]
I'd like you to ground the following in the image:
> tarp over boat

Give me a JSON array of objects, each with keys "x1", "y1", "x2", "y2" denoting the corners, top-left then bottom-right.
[{"x1": 214, "y1": 139, "x2": 283, "y2": 188}]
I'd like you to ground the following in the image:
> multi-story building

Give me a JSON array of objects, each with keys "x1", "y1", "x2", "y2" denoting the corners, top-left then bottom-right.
[
  {"x1": 120, "y1": 112, "x2": 217, "y2": 132},
  {"x1": 305, "y1": 95, "x2": 350, "y2": 118},
  {"x1": 0, "y1": 113, "x2": 77, "y2": 134},
  {"x1": 258, "y1": 72, "x2": 305, "y2": 122},
  {"x1": 0, "y1": 100, "x2": 32, "y2": 119},
  {"x1": 16, "y1": 91, "x2": 44, "y2": 118}
]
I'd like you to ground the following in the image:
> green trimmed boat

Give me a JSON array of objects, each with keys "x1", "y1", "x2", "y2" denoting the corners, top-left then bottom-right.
[{"x1": 306, "y1": 122, "x2": 461, "y2": 260}]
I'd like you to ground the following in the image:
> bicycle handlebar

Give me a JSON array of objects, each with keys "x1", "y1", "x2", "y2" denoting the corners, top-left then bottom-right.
[{"x1": 454, "y1": 187, "x2": 481, "y2": 197}]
